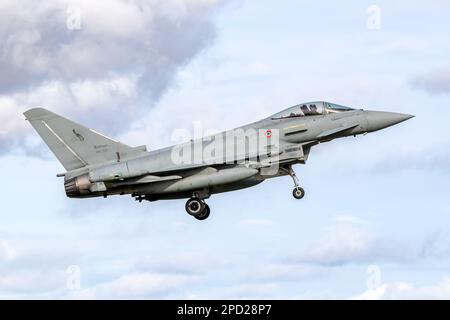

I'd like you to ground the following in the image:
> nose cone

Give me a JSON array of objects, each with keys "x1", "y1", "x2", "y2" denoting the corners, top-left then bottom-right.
[{"x1": 365, "y1": 111, "x2": 414, "y2": 132}]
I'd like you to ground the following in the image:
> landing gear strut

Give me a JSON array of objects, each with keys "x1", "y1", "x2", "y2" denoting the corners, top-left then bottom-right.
[
  {"x1": 284, "y1": 166, "x2": 305, "y2": 200},
  {"x1": 185, "y1": 197, "x2": 210, "y2": 220}
]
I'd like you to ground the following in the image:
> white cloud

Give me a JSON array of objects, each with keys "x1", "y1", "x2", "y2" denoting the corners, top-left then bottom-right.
[
  {"x1": 0, "y1": 97, "x2": 28, "y2": 139},
  {"x1": 300, "y1": 224, "x2": 374, "y2": 265},
  {"x1": 0, "y1": 0, "x2": 222, "y2": 91},
  {"x1": 237, "y1": 218, "x2": 274, "y2": 227},
  {"x1": 0, "y1": 270, "x2": 64, "y2": 295},
  {"x1": 241, "y1": 263, "x2": 322, "y2": 284},
  {"x1": 204, "y1": 283, "x2": 280, "y2": 300},
  {"x1": 0, "y1": 239, "x2": 17, "y2": 261},
  {"x1": 292, "y1": 222, "x2": 414, "y2": 266},
  {"x1": 0, "y1": 0, "x2": 226, "y2": 153},
  {"x1": 411, "y1": 67, "x2": 450, "y2": 94},
  {"x1": 73, "y1": 272, "x2": 198, "y2": 299},
  {"x1": 354, "y1": 276, "x2": 450, "y2": 300},
  {"x1": 333, "y1": 214, "x2": 369, "y2": 226}
]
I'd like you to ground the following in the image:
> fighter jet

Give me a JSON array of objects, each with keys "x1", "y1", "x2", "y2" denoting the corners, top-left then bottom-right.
[{"x1": 24, "y1": 101, "x2": 413, "y2": 221}]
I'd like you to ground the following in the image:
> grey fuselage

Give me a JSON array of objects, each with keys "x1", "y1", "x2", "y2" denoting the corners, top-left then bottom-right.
[{"x1": 61, "y1": 102, "x2": 413, "y2": 201}]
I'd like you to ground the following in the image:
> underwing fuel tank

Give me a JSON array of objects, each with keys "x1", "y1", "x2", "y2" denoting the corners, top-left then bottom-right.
[
  {"x1": 65, "y1": 166, "x2": 260, "y2": 197},
  {"x1": 138, "y1": 167, "x2": 259, "y2": 194}
]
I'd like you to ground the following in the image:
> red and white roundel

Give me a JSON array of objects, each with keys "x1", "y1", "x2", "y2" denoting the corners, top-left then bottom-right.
[{"x1": 265, "y1": 129, "x2": 272, "y2": 138}]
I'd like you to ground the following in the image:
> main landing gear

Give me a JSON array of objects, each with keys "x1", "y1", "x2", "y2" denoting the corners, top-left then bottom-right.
[
  {"x1": 185, "y1": 197, "x2": 210, "y2": 221},
  {"x1": 283, "y1": 165, "x2": 305, "y2": 200}
]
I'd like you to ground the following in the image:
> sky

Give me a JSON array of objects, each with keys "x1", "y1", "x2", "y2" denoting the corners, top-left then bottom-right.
[{"x1": 1, "y1": 0, "x2": 450, "y2": 299}]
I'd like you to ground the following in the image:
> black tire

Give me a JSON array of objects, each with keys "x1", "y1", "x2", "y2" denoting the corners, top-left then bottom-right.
[
  {"x1": 292, "y1": 187, "x2": 305, "y2": 199},
  {"x1": 195, "y1": 204, "x2": 210, "y2": 221},
  {"x1": 185, "y1": 198, "x2": 205, "y2": 216}
]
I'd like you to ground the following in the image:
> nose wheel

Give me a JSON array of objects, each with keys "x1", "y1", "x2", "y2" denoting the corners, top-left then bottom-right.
[
  {"x1": 185, "y1": 197, "x2": 210, "y2": 220},
  {"x1": 292, "y1": 187, "x2": 305, "y2": 199}
]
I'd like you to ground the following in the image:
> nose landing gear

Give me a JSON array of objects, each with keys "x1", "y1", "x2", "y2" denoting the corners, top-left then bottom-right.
[
  {"x1": 283, "y1": 165, "x2": 306, "y2": 200},
  {"x1": 185, "y1": 197, "x2": 211, "y2": 221}
]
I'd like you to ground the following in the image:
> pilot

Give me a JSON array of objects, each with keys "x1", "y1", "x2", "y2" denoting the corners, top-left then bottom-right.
[
  {"x1": 309, "y1": 104, "x2": 318, "y2": 115},
  {"x1": 300, "y1": 104, "x2": 310, "y2": 116}
]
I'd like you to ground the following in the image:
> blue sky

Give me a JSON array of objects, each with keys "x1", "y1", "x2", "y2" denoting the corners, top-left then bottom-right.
[{"x1": 1, "y1": 0, "x2": 450, "y2": 299}]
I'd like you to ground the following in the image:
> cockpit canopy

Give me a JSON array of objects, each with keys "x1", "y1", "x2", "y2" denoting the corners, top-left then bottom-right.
[{"x1": 270, "y1": 101, "x2": 354, "y2": 119}]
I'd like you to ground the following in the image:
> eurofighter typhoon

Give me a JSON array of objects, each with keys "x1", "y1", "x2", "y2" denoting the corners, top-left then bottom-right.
[{"x1": 24, "y1": 102, "x2": 413, "y2": 221}]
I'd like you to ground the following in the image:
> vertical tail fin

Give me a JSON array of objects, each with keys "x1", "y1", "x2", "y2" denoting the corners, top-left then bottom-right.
[{"x1": 24, "y1": 108, "x2": 146, "y2": 171}]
